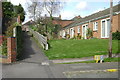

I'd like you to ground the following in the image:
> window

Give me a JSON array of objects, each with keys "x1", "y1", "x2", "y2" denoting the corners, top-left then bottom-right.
[
  {"x1": 78, "y1": 26, "x2": 80, "y2": 33},
  {"x1": 93, "y1": 22, "x2": 98, "y2": 31},
  {"x1": 101, "y1": 19, "x2": 110, "y2": 38}
]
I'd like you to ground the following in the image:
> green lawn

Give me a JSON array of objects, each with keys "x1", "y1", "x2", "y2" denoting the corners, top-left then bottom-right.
[{"x1": 44, "y1": 39, "x2": 119, "y2": 60}]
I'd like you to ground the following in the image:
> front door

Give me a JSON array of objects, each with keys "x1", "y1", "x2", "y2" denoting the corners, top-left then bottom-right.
[
  {"x1": 70, "y1": 28, "x2": 74, "y2": 38},
  {"x1": 82, "y1": 25, "x2": 88, "y2": 39}
]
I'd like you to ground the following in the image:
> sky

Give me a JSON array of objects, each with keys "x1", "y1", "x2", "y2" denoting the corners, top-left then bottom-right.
[{"x1": 9, "y1": 0, "x2": 120, "y2": 22}]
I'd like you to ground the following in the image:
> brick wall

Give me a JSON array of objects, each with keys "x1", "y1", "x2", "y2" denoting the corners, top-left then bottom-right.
[
  {"x1": 0, "y1": 37, "x2": 16, "y2": 63},
  {"x1": 7, "y1": 37, "x2": 16, "y2": 63}
]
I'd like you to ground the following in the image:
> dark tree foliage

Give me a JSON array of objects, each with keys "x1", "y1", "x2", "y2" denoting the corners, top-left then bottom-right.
[
  {"x1": 2, "y1": 2, "x2": 14, "y2": 34},
  {"x1": 2, "y1": 2, "x2": 25, "y2": 34},
  {"x1": 14, "y1": 4, "x2": 25, "y2": 22}
]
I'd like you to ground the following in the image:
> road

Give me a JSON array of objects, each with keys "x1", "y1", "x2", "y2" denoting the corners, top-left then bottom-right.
[{"x1": 2, "y1": 32, "x2": 119, "y2": 79}]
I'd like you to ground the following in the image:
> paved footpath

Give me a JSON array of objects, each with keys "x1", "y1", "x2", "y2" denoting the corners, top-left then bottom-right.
[{"x1": 2, "y1": 32, "x2": 119, "y2": 78}]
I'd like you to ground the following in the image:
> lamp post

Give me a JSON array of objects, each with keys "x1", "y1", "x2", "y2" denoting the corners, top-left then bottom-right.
[{"x1": 108, "y1": 0, "x2": 113, "y2": 57}]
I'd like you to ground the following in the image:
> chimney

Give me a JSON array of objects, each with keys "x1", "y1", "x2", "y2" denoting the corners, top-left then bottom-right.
[
  {"x1": 59, "y1": 15, "x2": 61, "y2": 19},
  {"x1": 17, "y1": 15, "x2": 21, "y2": 24},
  {"x1": 77, "y1": 15, "x2": 81, "y2": 19}
]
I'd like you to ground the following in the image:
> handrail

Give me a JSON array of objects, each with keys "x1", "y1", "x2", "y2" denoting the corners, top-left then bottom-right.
[{"x1": 29, "y1": 28, "x2": 48, "y2": 50}]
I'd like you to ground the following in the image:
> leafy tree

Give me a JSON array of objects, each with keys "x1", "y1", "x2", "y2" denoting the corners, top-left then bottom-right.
[
  {"x1": 2, "y1": 2, "x2": 25, "y2": 34},
  {"x1": 14, "y1": 4, "x2": 25, "y2": 22},
  {"x1": 2, "y1": 2, "x2": 14, "y2": 34}
]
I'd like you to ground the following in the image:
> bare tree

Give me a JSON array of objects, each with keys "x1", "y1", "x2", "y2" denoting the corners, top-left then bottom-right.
[
  {"x1": 43, "y1": 0, "x2": 62, "y2": 20},
  {"x1": 28, "y1": 2, "x2": 37, "y2": 20},
  {"x1": 27, "y1": 0, "x2": 43, "y2": 21}
]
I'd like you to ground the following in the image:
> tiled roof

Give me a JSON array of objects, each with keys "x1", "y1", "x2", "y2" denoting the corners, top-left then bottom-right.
[{"x1": 63, "y1": 4, "x2": 120, "y2": 29}]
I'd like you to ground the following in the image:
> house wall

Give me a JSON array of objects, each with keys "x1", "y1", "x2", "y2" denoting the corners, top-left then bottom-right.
[
  {"x1": 91, "y1": 19, "x2": 101, "y2": 39},
  {"x1": 91, "y1": 14, "x2": 120, "y2": 39},
  {"x1": 61, "y1": 13, "x2": 120, "y2": 39},
  {"x1": 112, "y1": 14, "x2": 119, "y2": 32}
]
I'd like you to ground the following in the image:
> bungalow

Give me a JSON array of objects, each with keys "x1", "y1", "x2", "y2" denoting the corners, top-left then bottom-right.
[{"x1": 59, "y1": 4, "x2": 120, "y2": 39}]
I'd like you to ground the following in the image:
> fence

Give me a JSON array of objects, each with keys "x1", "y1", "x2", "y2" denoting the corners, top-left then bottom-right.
[{"x1": 29, "y1": 28, "x2": 48, "y2": 50}]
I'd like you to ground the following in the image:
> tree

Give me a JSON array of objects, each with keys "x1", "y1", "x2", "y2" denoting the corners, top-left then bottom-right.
[
  {"x1": 14, "y1": 4, "x2": 25, "y2": 22},
  {"x1": 27, "y1": 0, "x2": 43, "y2": 21},
  {"x1": 2, "y1": 2, "x2": 14, "y2": 34},
  {"x1": 2, "y1": 2, "x2": 25, "y2": 34},
  {"x1": 27, "y1": 0, "x2": 64, "y2": 39},
  {"x1": 43, "y1": 0, "x2": 62, "y2": 20}
]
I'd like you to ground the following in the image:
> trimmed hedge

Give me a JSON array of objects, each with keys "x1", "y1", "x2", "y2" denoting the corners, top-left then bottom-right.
[{"x1": 112, "y1": 31, "x2": 120, "y2": 40}]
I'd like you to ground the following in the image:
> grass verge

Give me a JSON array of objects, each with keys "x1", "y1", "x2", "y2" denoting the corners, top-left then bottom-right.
[{"x1": 57, "y1": 57, "x2": 120, "y2": 64}]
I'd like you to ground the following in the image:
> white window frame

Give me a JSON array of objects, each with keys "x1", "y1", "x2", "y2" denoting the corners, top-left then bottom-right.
[
  {"x1": 101, "y1": 18, "x2": 110, "y2": 38},
  {"x1": 93, "y1": 22, "x2": 98, "y2": 31},
  {"x1": 77, "y1": 26, "x2": 80, "y2": 33}
]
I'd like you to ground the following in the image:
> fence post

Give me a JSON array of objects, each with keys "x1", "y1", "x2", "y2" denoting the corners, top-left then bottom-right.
[{"x1": 7, "y1": 37, "x2": 16, "y2": 63}]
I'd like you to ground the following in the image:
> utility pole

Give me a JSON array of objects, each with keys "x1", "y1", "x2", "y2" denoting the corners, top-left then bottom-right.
[
  {"x1": 0, "y1": 0, "x2": 2, "y2": 34},
  {"x1": 108, "y1": 0, "x2": 113, "y2": 58}
]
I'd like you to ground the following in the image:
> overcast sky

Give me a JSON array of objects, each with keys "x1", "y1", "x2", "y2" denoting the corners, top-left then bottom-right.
[{"x1": 9, "y1": 0, "x2": 119, "y2": 22}]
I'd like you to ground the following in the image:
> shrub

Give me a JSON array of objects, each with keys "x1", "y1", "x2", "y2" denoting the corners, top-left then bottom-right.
[
  {"x1": 112, "y1": 31, "x2": 120, "y2": 40},
  {"x1": 5, "y1": 22, "x2": 21, "y2": 37},
  {"x1": 77, "y1": 33, "x2": 81, "y2": 39},
  {"x1": 66, "y1": 34, "x2": 70, "y2": 39},
  {"x1": 1, "y1": 40, "x2": 7, "y2": 56},
  {"x1": 86, "y1": 28, "x2": 93, "y2": 39}
]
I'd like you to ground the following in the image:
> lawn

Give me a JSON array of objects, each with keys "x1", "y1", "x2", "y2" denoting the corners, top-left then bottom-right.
[{"x1": 44, "y1": 39, "x2": 119, "y2": 60}]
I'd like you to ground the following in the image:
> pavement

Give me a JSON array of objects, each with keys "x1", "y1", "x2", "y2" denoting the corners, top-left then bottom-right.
[
  {"x1": 1, "y1": 32, "x2": 119, "y2": 78},
  {"x1": 51, "y1": 54, "x2": 120, "y2": 64}
]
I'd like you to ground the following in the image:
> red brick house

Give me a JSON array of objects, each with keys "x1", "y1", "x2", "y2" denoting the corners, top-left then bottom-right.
[{"x1": 59, "y1": 4, "x2": 120, "y2": 39}]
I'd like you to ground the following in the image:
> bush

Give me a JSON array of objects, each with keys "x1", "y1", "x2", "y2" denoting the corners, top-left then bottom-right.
[
  {"x1": 112, "y1": 31, "x2": 120, "y2": 40},
  {"x1": 77, "y1": 33, "x2": 81, "y2": 39},
  {"x1": 5, "y1": 22, "x2": 21, "y2": 37},
  {"x1": 1, "y1": 40, "x2": 7, "y2": 56},
  {"x1": 66, "y1": 34, "x2": 70, "y2": 39},
  {"x1": 86, "y1": 28, "x2": 93, "y2": 39}
]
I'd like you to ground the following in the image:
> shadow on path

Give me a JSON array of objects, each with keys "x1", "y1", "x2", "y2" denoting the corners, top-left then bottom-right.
[{"x1": 18, "y1": 32, "x2": 49, "y2": 64}]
